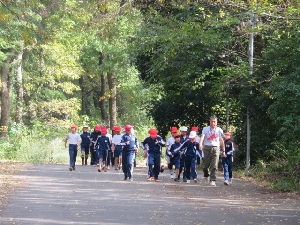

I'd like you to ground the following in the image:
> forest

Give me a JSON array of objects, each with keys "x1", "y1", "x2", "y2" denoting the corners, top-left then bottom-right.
[{"x1": 0, "y1": 0, "x2": 299, "y2": 191}]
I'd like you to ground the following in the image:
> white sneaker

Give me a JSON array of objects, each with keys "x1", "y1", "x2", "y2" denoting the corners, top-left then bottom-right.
[
  {"x1": 210, "y1": 181, "x2": 216, "y2": 186},
  {"x1": 204, "y1": 177, "x2": 210, "y2": 184},
  {"x1": 228, "y1": 178, "x2": 232, "y2": 184},
  {"x1": 224, "y1": 180, "x2": 229, "y2": 185},
  {"x1": 170, "y1": 174, "x2": 174, "y2": 179},
  {"x1": 186, "y1": 180, "x2": 190, "y2": 184}
]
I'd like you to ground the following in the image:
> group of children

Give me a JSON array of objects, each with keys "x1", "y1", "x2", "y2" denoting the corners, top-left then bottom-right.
[{"x1": 65, "y1": 119, "x2": 235, "y2": 186}]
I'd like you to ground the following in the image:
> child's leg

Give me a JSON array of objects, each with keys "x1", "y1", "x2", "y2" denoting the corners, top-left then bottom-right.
[
  {"x1": 99, "y1": 158, "x2": 103, "y2": 170},
  {"x1": 81, "y1": 150, "x2": 85, "y2": 165},
  {"x1": 228, "y1": 156, "x2": 233, "y2": 179},
  {"x1": 222, "y1": 157, "x2": 229, "y2": 181},
  {"x1": 114, "y1": 157, "x2": 119, "y2": 169}
]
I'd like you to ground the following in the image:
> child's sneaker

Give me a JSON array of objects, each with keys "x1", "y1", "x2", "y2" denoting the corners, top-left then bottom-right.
[
  {"x1": 170, "y1": 174, "x2": 174, "y2": 179},
  {"x1": 210, "y1": 181, "x2": 216, "y2": 186},
  {"x1": 194, "y1": 179, "x2": 197, "y2": 183},
  {"x1": 224, "y1": 180, "x2": 229, "y2": 185},
  {"x1": 147, "y1": 176, "x2": 154, "y2": 181},
  {"x1": 228, "y1": 178, "x2": 232, "y2": 184},
  {"x1": 186, "y1": 180, "x2": 190, "y2": 184},
  {"x1": 160, "y1": 165, "x2": 164, "y2": 173}
]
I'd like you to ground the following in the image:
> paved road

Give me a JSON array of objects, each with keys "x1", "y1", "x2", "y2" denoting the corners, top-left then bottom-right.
[{"x1": 0, "y1": 164, "x2": 299, "y2": 225}]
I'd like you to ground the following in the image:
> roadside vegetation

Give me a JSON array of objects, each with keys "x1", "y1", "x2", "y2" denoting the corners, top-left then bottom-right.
[{"x1": 0, "y1": 1, "x2": 299, "y2": 192}]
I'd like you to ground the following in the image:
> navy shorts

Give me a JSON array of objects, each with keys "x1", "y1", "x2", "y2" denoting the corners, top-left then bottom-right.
[
  {"x1": 97, "y1": 149, "x2": 106, "y2": 159},
  {"x1": 114, "y1": 149, "x2": 122, "y2": 157},
  {"x1": 81, "y1": 145, "x2": 90, "y2": 154}
]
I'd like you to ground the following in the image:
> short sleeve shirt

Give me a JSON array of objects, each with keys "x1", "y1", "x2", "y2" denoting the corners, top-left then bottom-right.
[
  {"x1": 112, "y1": 134, "x2": 122, "y2": 145},
  {"x1": 66, "y1": 133, "x2": 82, "y2": 145},
  {"x1": 201, "y1": 126, "x2": 224, "y2": 146}
]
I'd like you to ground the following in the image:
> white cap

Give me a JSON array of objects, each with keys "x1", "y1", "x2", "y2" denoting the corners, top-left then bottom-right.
[
  {"x1": 180, "y1": 126, "x2": 188, "y2": 132},
  {"x1": 83, "y1": 125, "x2": 89, "y2": 128},
  {"x1": 189, "y1": 131, "x2": 197, "y2": 138}
]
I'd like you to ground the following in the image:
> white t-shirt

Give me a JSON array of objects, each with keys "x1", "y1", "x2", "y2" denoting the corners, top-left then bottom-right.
[
  {"x1": 201, "y1": 126, "x2": 224, "y2": 146},
  {"x1": 166, "y1": 136, "x2": 175, "y2": 150},
  {"x1": 106, "y1": 133, "x2": 112, "y2": 144},
  {"x1": 66, "y1": 133, "x2": 82, "y2": 145},
  {"x1": 112, "y1": 134, "x2": 122, "y2": 145}
]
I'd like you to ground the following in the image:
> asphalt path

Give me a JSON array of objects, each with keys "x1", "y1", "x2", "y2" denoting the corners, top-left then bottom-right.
[{"x1": 0, "y1": 164, "x2": 299, "y2": 225}]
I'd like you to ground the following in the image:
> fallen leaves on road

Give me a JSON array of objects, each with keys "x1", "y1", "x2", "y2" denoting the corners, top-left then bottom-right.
[{"x1": 0, "y1": 161, "x2": 27, "y2": 208}]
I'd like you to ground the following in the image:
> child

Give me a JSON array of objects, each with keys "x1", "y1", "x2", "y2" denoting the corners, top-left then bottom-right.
[
  {"x1": 95, "y1": 126, "x2": 111, "y2": 172},
  {"x1": 80, "y1": 125, "x2": 90, "y2": 166},
  {"x1": 222, "y1": 132, "x2": 235, "y2": 185},
  {"x1": 90, "y1": 125, "x2": 101, "y2": 166},
  {"x1": 167, "y1": 134, "x2": 181, "y2": 182},
  {"x1": 175, "y1": 131, "x2": 200, "y2": 183},
  {"x1": 111, "y1": 126, "x2": 123, "y2": 170},
  {"x1": 121, "y1": 125, "x2": 138, "y2": 181},
  {"x1": 65, "y1": 124, "x2": 82, "y2": 171},
  {"x1": 165, "y1": 127, "x2": 178, "y2": 179},
  {"x1": 142, "y1": 128, "x2": 165, "y2": 182}
]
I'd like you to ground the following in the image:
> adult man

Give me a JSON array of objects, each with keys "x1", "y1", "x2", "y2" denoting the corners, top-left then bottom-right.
[
  {"x1": 199, "y1": 116, "x2": 225, "y2": 186},
  {"x1": 121, "y1": 125, "x2": 138, "y2": 181},
  {"x1": 165, "y1": 127, "x2": 178, "y2": 179},
  {"x1": 142, "y1": 128, "x2": 165, "y2": 182}
]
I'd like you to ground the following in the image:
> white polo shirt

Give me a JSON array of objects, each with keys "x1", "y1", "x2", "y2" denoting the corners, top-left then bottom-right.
[{"x1": 201, "y1": 126, "x2": 224, "y2": 146}]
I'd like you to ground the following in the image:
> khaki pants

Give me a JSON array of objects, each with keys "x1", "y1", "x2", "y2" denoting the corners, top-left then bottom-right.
[{"x1": 203, "y1": 146, "x2": 220, "y2": 181}]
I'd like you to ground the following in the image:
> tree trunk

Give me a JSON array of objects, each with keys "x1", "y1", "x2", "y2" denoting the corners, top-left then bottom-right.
[
  {"x1": 15, "y1": 49, "x2": 24, "y2": 123},
  {"x1": 100, "y1": 72, "x2": 108, "y2": 123},
  {"x1": 99, "y1": 52, "x2": 108, "y2": 123},
  {"x1": 0, "y1": 56, "x2": 13, "y2": 137},
  {"x1": 107, "y1": 72, "x2": 117, "y2": 128},
  {"x1": 79, "y1": 75, "x2": 91, "y2": 116}
]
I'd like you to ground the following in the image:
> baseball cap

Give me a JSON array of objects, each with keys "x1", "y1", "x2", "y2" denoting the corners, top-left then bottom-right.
[
  {"x1": 180, "y1": 126, "x2": 188, "y2": 132},
  {"x1": 189, "y1": 131, "x2": 197, "y2": 138},
  {"x1": 71, "y1": 124, "x2": 78, "y2": 130},
  {"x1": 171, "y1": 127, "x2": 178, "y2": 133},
  {"x1": 114, "y1": 126, "x2": 121, "y2": 132},
  {"x1": 124, "y1": 124, "x2": 134, "y2": 131},
  {"x1": 149, "y1": 128, "x2": 158, "y2": 136},
  {"x1": 191, "y1": 126, "x2": 198, "y2": 132},
  {"x1": 174, "y1": 134, "x2": 180, "y2": 138},
  {"x1": 224, "y1": 132, "x2": 232, "y2": 136},
  {"x1": 94, "y1": 124, "x2": 101, "y2": 131}
]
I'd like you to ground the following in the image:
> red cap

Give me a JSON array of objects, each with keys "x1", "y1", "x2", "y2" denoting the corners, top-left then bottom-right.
[
  {"x1": 171, "y1": 127, "x2": 178, "y2": 133},
  {"x1": 174, "y1": 133, "x2": 180, "y2": 138},
  {"x1": 71, "y1": 124, "x2": 78, "y2": 130},
  {"x1": 101, "y1": 126, "x2": 107, "y2": 135},
  {"x1": 112, "y1": 126, "x2": 116, "y2": 131},
  {"x1": 94, "y1": 124, "x2": 101, "y2": 131},
  {"x1": 224, "y1": 132, "x2": 232, "y2": 136},
  {"x1": 191, "y1": 126, "x2": 198, "y2": 132},
  {"x1": 114, "y1": 126, "x2": 121, "y2": 132},
  {"x1": 124, "y1": 125, "x2": 133, "y2": 131},
  {"x1": 149, "y1": 128, "x2": 158, "y2": 137}
]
